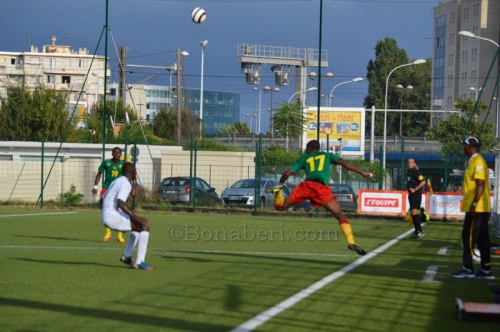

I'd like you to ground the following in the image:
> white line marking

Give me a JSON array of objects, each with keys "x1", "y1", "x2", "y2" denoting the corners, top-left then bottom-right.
[
  {"x1": 437, "y1": 246, "x2": 449, "y2": 255},
  {"x1": 422, "y1": 265, "x2": 447, "y2": 283},
  {"x1": 230, "y1": 228, "x2": 415, "y2": 332},
  {"x1": 0, "y1": 212, "x2": 78, "y2": 218}
]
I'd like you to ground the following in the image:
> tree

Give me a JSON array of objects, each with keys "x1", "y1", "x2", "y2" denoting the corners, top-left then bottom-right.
[
  {"x1": 364, "y1": 37, "x2": 432, "y2": 137},
  {"x1": 150, "y1": 106, "x2": 201, "y2": 143},
  {"x1": 0, "y1": 82, "x2": 78, "y2": 141},
  {"x1": 217, "y1": 121, "x2": 251, "y2": 135},
  {"x1": 426, "y1": 98, "x2": 497, "y2": 161},
  {"x1": 272, "y1": 102, "x2": 306, "y2": 150}
]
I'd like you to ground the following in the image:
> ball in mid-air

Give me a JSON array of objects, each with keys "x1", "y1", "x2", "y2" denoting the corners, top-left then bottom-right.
[{"x1": 190, "y1": 7, "x2": 206, "y2": 24}]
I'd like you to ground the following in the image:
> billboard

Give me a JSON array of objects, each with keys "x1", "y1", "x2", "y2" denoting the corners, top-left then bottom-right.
[{"x1": 303, "y1": 107, "x2": 366, "y2": 156}]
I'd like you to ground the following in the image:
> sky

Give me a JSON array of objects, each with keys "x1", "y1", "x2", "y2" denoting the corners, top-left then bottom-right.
[{"x1": 1, "y1": 0, "x2": 440, "y2": 133}]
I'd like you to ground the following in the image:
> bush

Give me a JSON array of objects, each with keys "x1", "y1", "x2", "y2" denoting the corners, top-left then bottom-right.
[{"x1": 58, "y1": 184, "x2": 84, "y2": 205}]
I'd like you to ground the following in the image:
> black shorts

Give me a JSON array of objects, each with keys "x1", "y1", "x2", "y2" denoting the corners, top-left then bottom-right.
[{"x1": 408, "y1": 191, "x2": 422, "y2": 210}]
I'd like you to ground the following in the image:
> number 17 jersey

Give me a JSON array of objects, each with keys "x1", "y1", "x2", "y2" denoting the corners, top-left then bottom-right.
[{"x1": 290, "y1": 151, "x2": 340, "y2": 185}]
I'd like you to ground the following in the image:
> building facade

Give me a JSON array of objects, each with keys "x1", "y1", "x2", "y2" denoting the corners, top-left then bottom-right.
[
  {"x1": 0, "y1": 36, "x2": 109, "y2": 116},
  {"x1": 108, "y1": 84, "x2": 240, "y2": 136},
  {"x1": 432, "y1": 0, "x2": 500, "y2": 131}
]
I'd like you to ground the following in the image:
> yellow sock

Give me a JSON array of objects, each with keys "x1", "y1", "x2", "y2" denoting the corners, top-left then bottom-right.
[
  {"x1": 105, "y1": 227, "x2": 111, "y2": 236},
  {"x1": 273, "y1": 189, "x2": 284, "y2": 206},
  {"x1": 117, "y1": 231, "x2": 124, "y2": 241},
  {"x1": 340, "y1": 221, "x2": 355, "y2": 244}
]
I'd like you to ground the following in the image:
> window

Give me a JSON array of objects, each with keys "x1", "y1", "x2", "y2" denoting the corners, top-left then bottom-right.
[
  {"x1": 47, "y1": 75, "x2": 55, "y2": 83},
  {"x1": 32, "y1": 75, "x2": 40, "y2": 83},
  {"x1": 77, "y1": 59, "x2": 84, "y2": 68},
  {"x1": 45, "y1": 58, "x2": 56, "y2": 71},
  {"x1": 62, "y1": 76, "x2": 71, "y2": 84}
]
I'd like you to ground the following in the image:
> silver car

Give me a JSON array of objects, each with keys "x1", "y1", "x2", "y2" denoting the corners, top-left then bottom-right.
[{"x1": 220, "y1": 178, "x2": 291, "y2": 207}]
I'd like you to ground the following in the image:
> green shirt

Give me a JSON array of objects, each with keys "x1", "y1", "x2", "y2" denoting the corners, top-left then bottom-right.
[
  {"x1": 98, "y1": 159, "x2": 125, "y2": 189},
  {"x1": 290, "y1": 151, "x2": 340, "y2": 185}
]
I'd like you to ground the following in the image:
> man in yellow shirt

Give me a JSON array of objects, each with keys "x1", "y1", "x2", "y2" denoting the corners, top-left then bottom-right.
[{"x1": 452, "y1": 136, "x2": 494, "y2": 279}]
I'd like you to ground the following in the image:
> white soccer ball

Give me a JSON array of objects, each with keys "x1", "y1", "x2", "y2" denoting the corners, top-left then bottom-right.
[{"x1": 190, "y1": 7, "x2": 206, "y2": 24}]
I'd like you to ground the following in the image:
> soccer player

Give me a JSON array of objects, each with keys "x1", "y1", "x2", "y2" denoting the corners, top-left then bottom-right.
[
  {"x1": 452, "y1": 136, "x2": 493, "y2": 279},
  {"x1": 406, "y1": 157, "x2": 426, "y2": 238},
  {"x1": 92, "y1": 147, "x2": 126, "y2": 243},
  {"x1": 102, "y1": 162, "x2": 153, "y2": 270},
  {"x1": 273, "y1": 139, "x2": 373, "y2": 256}
]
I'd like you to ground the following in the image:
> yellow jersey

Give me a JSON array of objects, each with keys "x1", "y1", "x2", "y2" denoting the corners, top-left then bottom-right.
[{"x1": 461, "y1": 153, "x2": 490, "y2": 213}]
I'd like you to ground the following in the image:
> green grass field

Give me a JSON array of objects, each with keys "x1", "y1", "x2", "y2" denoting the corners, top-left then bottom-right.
[{"x1": 0, "y1": 209, "x2": 499, "y2": 331}]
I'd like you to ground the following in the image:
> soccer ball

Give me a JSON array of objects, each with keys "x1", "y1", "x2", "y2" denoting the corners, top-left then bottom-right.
[{"x1": 190, "y1": 7, "x2": 206, "y2": 24}]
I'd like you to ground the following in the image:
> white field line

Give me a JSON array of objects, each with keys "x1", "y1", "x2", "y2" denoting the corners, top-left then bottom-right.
[
  {"x1": 230, "y1": 228, "x2": 415, "y2": 332},
  {"x1": 0, "y1": 212, "x2": 79, "y2": 218}
]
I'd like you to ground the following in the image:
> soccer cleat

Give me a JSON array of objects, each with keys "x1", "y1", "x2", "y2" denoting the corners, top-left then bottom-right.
[
  {"x1": 273, "y1": 185, "x2": 284, "y2": 206},
  {"x1": 120, "y1": 255, "x2": 135, "y2": 265},
  {"x1": 475, "y1": 269, "x2": 494, "y2": 280},
  {"x1": 132, "y1": 262, "x2": 154, "y2": 270},
  {"x1": 102, "y1": 233, "x2": 112, "y2": 242},
  {"x1": 411, "y1": 231, "x2": 425, "y2": 239},
  {"x1": 451, "y1": 267, "x2": 475, "y2": 279},
  {"x1": 117, "y1": 237, "x2": 126, "y2": 244},
  {"x1": 347, "y1": 244, "x2": 366, "y2": 256}
]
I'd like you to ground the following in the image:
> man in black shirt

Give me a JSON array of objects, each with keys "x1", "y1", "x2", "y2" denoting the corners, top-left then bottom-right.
[{"x1": 407, "y1": 157, "x2": 426, "y2": 238}]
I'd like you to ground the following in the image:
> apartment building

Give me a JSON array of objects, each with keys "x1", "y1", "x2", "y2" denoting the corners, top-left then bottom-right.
[
  {"x1": 0, "y1": 36, "x2": 109, "y2": 115},
  {"x1": 432, "y1": 0, "x2": 500, "y2": 132}
]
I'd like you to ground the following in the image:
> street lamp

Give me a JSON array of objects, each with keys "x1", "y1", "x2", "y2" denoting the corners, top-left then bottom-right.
[
  {"x1": 288, "y1": 87, "x2": 318, "y2": 103},
  {"x1": 328, "y1": 77, "x2": 364, "y2": 107},
  {"x1": 176, "y1": 48, "x2": 189, "y2": 146},
  {"x1": 383, "y1": 59, "x2": 426, "y2": 178},
  {"x1": 308, "y1": 72, "x2": 333, "y2": 106},
  {"x1": 253, "y1": 87, "x2": 263, "y2": 134},
  {"x1": 459, "y1": 30, "x2": 500, "y2": 47},
  {"x1": 245, "y1": 113, "x2": 258, "y2": 132},
  {"x1": 395, "y1": 84, "x2": 414, "y2": 136},
  {"x1": 263, "y1": 86, "x2": 280, "y2": 142},
  {"x1": 199, "y1": 40, "x2": 208, "y2": 139},
  {"x1": 470, "y1": 86, "x2": 483, "y2": 101}
]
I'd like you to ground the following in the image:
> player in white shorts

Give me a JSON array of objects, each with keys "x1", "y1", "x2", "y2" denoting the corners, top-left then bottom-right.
[{"x1": 101, "y1": 162, "x2": 153, "y2": 270}]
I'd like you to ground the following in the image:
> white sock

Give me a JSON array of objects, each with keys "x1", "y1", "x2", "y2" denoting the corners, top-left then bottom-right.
[
  {"x1": 124, "y1": 231, "x2": 139, "y2": 258},
  {"x1": 136, "y1": 231, "x2": 150, "y2": 264}
]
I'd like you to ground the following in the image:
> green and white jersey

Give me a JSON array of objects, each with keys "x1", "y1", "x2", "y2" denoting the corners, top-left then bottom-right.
[
  {"x1": 290, "y1": 151, "x2": 340, "y2": 185},
  {"x1": 98, "y1": 159, "x2": 125, "y2": 189}
]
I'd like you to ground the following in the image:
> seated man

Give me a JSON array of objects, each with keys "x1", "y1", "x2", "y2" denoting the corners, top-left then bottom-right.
[{"x1": 101, "y1": 162, "x2": 153, "y2": 270}]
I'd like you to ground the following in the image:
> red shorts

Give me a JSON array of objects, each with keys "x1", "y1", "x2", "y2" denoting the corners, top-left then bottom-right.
[
  {"x1": 100, "y1": 189, "x2": 107, "y2": 198},
  {"x1": 289, "y1": 180, "x2": 336, "y2": 208}
]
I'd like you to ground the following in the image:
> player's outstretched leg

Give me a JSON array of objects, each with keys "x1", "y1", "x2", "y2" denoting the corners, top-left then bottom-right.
[
  {"x1": 103, "y1": 227, "x2": 112, "y2": 242},
  {"x1": 117, "y1": 231, "x2": 126, "y2": 244},
  {"x1": 340, "y1": 220, "x2": 366, "y2": 256}
]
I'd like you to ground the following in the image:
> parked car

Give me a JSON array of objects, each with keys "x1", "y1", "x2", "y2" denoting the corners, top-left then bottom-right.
[
  {"x1": 220, "y1": 178, "x2": 291, "y2": 207},
  {"x1": 157, "y1": 176, "x2": 219, "y2": 205},
  {"x1": 289, "y1": 183, "x2": 358, "y2": 212}
]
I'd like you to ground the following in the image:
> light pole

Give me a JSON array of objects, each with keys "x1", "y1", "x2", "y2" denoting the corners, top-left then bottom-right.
[
  {"x1": 396, "y1": 84, "x2": 413, "y2": 136},
  {"x1": 308, "y1": 72, "x2": 333, "y2": 106},
  {"x1": 199, "y1": 40, "x2": 208, "y2": 139},
  {"x1": 328, "y1": 77, "x2": 363, "y2": 107},
  {"x1": 288, "y1": 87, "x2": 318, "y2": 103},
  {"x1": 253, "y1": 87, "x2": 263, "y2": 134},
  {"x1": 383, "y1": 59, "x2": 426, "y2": 177},
  {"x1": 176, "y1": 48, "x2": 189, "y2": 146},
  {"x1": 263, "y1": 86, "x2": 280, "y2": 142},
  {"x1": 459, "y1": 30, "x2": 500, "y2": 136},
  {"x1": 470, "y1": 86, "x2": 483, "y2": 101}
]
